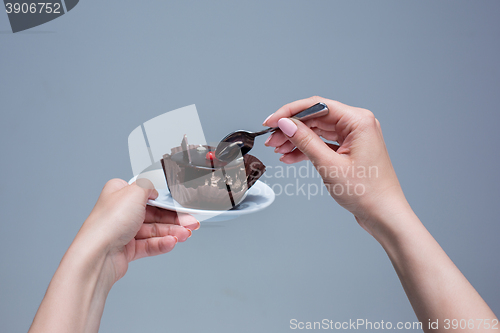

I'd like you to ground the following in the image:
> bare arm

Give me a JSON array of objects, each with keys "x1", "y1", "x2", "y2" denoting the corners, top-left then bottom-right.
[
  {"x1": 373, "y1": 199, "x2": 497, "y2": 332},
  {"x1": 264, "y1": 96, "x2": 497, "y2": 332}
]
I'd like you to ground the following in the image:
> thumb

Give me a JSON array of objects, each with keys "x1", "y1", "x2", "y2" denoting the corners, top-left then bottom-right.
[
  {"x1": 277, "y1": 117, "x2": 340, "y2": 167},
  {"x1": 132, "y1": 178, "x2": 159, "y2": 201}
]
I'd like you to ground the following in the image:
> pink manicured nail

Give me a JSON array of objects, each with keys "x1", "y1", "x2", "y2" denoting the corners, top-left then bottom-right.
[
  {"x1": 185, "y1": 227, "x2": 192, "y2": 238},
  {"x1": 262, "y1": 114, "x2": 273, "y2": 126},
  {"x1": 264, "y1": 134, "x2": 273, "y2": 146},
  {"x1": 278, "y1": 118, "x2": 297, "y2": 137}
]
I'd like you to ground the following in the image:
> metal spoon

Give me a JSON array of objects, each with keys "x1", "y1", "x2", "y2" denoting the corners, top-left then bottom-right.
[{"x1": 215, "y1": 102, "x2": 329, "y2": 162}]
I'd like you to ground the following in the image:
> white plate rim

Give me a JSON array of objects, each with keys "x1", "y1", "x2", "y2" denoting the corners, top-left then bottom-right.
[{"x1": 128, "y1": 174, "x2": 275, "y2": 217}]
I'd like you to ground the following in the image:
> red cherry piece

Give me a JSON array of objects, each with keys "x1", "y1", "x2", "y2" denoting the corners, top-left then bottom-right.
[{"x1": 206, "y1": 151, "x2": 215, "y2": 160}]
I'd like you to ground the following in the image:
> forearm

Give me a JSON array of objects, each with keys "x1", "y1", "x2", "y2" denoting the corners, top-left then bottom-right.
[
  {"x1": 28, "y1": 234, "x2": 114, "y2": 333},
  {"x1": 371, "y1": 203, "x2": 497, "y2": 332}
]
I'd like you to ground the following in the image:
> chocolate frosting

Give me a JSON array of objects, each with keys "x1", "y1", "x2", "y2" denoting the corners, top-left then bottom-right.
[{"x1": 161, "y1": 144, "x2": 265, "y2": 210}]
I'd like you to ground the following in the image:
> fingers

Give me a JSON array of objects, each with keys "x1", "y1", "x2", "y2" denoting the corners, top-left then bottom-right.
[
  {"x1": 99, "y1": 179, "x2": 159, "y2": 208},
  {"x1": 145, "y1": 206, "x2": 178, "y2": 223},
  {"x1": 311, "y1": 128, "x2": 339, "y2": 142},
  {"x1": 264, "y1": 130, "x2": 288, "y2": 148},
  {"x1": 276, "y1": 141, "x2": 340, "y2": 163},
  {"x1": 133, "y1": 236, "x2": 178, "y2": 261},
  {"x1": 133, "y1": 209, "x2": 199, "y2": 261},
  {"x1": 135, "y1": 223, "x2": 192, "y2": 242},
  {"x1": 132, "y1": 209, "x2": 199, "y2": 261},
  {"x1": 325, "y1": 143, "x2": 341, "y2": 152},
  {"x1": 303, "y1": 118, "x2": 337, "y2": 132},
  {"x1": 280, "y1": 148, "x2": 309, "y2": 164},
  {"x1": 274, "y1": 140, "x2": 295, "y2": 154},
  {"x1": 100, "y1": 178, "x2": 129, "y2": 196},
  {"x1": 265, "y1": 117, "x2": 338, "y2": 152},
  {"x1": 271, "y1": 129, "x2": 338, "y2": 154},
  {"x1": 263, "y1": 96, "x2": 350, "y2": 128},
  {"x1": 133, "y1": 178, "x2": 159, "y2": 201},
  {"x1": 145, "y1": 206, "x2": 200, "y2": 231},
  {"x1": 277, "y1": 118, "x2": 340, "y2": 167},
  {"x1": 176, "y1": 213, "x2": 201, "y2": 231},
  {"x1": 263, "y1": 96, "x2": 323, "y2": 127}
]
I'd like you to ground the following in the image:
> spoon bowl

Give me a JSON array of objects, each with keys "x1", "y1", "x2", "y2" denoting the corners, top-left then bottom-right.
[
  {"x1": 215, "y1": 128, "x2": 276, "y2": 162},
  {"x1": 215, "y1": 102, "x2": 329, "y2": 162}
]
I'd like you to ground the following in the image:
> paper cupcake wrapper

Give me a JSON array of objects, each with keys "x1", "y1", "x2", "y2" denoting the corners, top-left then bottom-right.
[{"x1": 161, "y1": 147, "x2": 265, "y2": 210}]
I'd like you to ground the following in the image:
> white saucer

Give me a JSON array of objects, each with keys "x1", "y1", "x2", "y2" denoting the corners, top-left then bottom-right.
[{"x1": 128, "y1": 169, "x2": 275, "y2": 222}]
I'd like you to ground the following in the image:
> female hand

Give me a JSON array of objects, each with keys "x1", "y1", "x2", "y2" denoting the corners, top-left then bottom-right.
[
  {"x1": 75, "y1": 178, "x2": 200, "y2": 283},
  {"x1": 29, "y1": 179, "x2": 200, "y2": 333},
  {"x1": 263, "y1": 96, "x2": 408, "y2": 235},
  {"x1": 263, "y1": 97, "x2": 498, "y2": 331}
]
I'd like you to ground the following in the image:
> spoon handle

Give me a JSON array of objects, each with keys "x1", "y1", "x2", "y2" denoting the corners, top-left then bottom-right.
[
  {"x1": 292, "y1": 102, "x2": 329, "y2": 122},
  {"x1": 253, "y1": 126, "x2": 279, "y2": 136},
  {"x1": 253, "y1": 102, "x2": 329, "y2": 137}
]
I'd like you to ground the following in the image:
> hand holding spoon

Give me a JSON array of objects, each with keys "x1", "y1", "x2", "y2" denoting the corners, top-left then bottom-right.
[{"x1": 215, "y1": 102, "x2": 329, "y2": 162}]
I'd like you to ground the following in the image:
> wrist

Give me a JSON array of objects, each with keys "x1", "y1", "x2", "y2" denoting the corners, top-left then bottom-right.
[
  {"x1": 369, "y1": 204, "x2": 422, "y2": 246},
  {"x1": 64, "y1": 226, "x2": 116, "y2": 292},
  {"x1": 29, "y1": 232, "x2": 115, "y2": 333},
  {"x1": 358, "y1": 188, "x2": 422, "y2": 247}
]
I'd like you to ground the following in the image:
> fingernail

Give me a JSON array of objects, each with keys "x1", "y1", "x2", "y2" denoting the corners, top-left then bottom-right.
[
  {"x1": 279, "y1": 155, "x2": 285, "y2": 161},
  {"x1": 178, "y1": 214, "x2": 200, "y2": 230},
  {"x1": 274, "y1": 146, "x2": 280, "y2": 153},
  {"x1": 278, "y1": 118, "x2": 297, "y2": 137},
  {"x1": 264, "y1": 134, "x2": 273, "y2": 146},
  {"x1": 185, "y1": 227, "x2": 192, "y2": 238},
  {"x1": 193, "y1": 221, "x2": 201, "y2": 230},
  {"x1": 172, "y1": 235, "x2": 178, "y2": 243},
  {"x1": 262, "y1": 114, "x2": 273, "y2": 126}
]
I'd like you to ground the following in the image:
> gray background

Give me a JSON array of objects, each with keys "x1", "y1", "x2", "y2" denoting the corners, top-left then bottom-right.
[{"x1": 1, "y1": 1, "x2": 499, "y2": 332}]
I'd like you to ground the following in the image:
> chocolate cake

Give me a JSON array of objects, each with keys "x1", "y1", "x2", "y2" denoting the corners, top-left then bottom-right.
[{"x1": 161, "y1": 135, "x2": 266, "y2": 210}]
